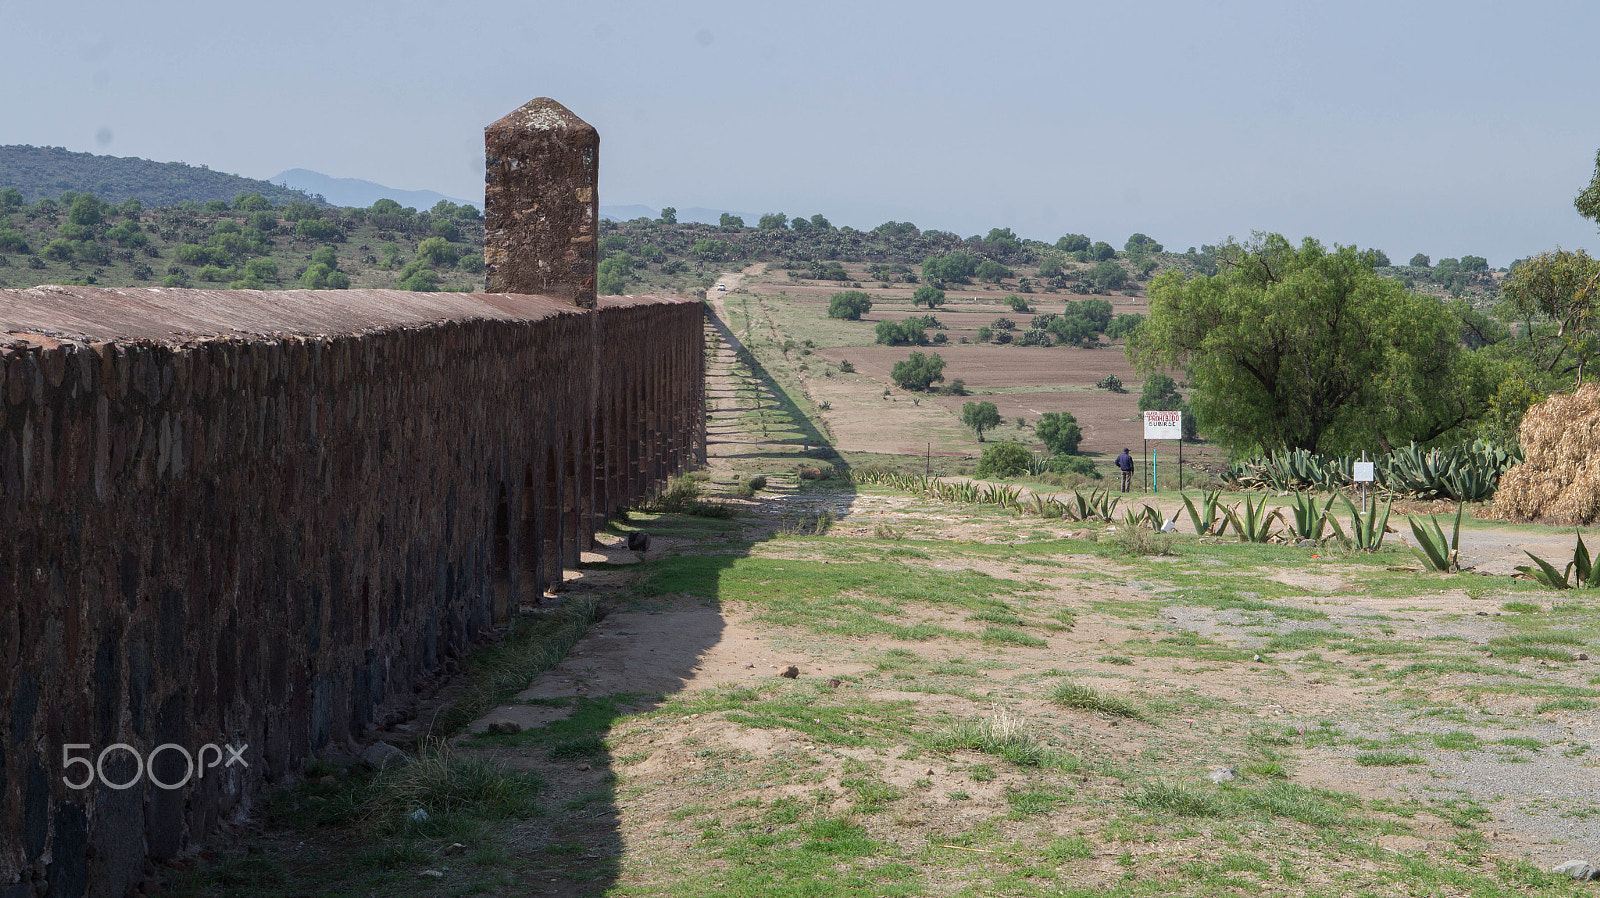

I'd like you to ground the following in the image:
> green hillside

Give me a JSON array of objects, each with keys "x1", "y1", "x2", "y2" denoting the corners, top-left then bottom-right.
[
  {"x1": 0, "y1": 192, "x2": 486, "y2": 293},
  {"x1": 0, "y1": 145, "x2": 317, "y2": 207}
]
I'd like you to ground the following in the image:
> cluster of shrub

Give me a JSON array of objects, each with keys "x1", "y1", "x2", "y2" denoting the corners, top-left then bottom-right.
[{"x1": 0, "y1": 188, "x2": 484, "y2": 292}]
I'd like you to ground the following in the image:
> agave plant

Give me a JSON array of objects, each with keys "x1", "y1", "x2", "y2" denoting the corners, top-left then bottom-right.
[
  {"x1": 1408, "y1": 504, "x2": 1464, "y2": 572},
  {"x1": 1091, "y1": 489, "x2": 1122, "y2": 523},
  {"x1": 1030, "y1": 495, "x2": 1065, "y2": 519},
  {"x1": 1225, "y1": 495, "x2": 1283, "y2": 543},
  {"x1": 1516, "y1": 533, "x2": 1600, "y2": 590},
  {"x1": 1286, "y1": 493, "x2": 1339, "y2": 541},
  {"x1": 1180, "y1": 491, "x2": 1227, "y2": 536},
  {"x1": 1336, "y1": 494, "x2": 1393, "y2": 551}
]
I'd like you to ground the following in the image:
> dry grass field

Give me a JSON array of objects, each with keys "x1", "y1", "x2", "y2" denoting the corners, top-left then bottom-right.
[
  {"x1": 718, "y1": 263, "x2": 1227, "y2": 477},
  {"x1": 174, "y1": 280, "x2": 1600, "y2": 898}
]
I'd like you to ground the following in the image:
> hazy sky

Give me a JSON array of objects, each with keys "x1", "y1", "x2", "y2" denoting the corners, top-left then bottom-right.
[{"x1": 3, "y1": 0, "x2": 1597, "y2": 266}]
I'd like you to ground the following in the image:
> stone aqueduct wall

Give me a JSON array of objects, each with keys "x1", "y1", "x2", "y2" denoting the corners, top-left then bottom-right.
[{"x1": 0, "y1": 286, "x2": 704, "y2": 895}]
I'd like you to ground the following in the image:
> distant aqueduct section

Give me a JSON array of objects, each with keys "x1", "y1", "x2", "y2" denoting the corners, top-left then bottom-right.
[{"x1": 0, "y1": 99, "x2": 704, "y2": 897}]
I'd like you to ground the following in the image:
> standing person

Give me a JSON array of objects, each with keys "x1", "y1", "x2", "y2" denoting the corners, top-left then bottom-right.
[{"x1": 1116, "y1": 448, "x2": 1134, "y2": 492}]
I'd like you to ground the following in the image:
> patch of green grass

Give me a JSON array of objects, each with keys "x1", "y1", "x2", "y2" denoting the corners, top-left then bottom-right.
[
  {"x1": 842, "y1": 776, "x2": 902, "y2": 812},
  {"x1": 980, "y1": 626, "x2": 1047, "y2": 648},
  {"x1": 1264, "y1": 628, "x2": 1340, "y2": 652},
  {"x1": 1130, "y1": 780, "x2": 1231, "y2": 818},
  {"x1": 718, "y1": 693, "x2": 920, "y2": 748},
  {"x1": 1431, "y1": 731, "x2": 1482, "y2": 751},
  {"x1": 966, "y1": 609, "x2": 1024, "y2": 626},
  {"x1": 1502, "y1": 601, "x2": 1542, "y2": 614},
  {"x1": 548, "y1": 734, "x2": 607, "y2": 760},
  {"x1": 431, "y1": 599, "x2": 600, "y2": 737},
  {"x1": 1389, "y1": 660, "x2": 1521, "y2": 681},
  {"x1": 1535, "y1": 697, "x2": 1596, "y2": 713},
  {"x1": 1005, "y1": 785, "x2": 1071, "y2": 817},
  {"x1": 1496, "y1": 736, "x2": 1545, "y2": 751},
  {"x1": 1356, "y1": 751, "x2": 1425, "y2": 767},
  {"x1": 365, "y1": 745, "x2": 545, "y2": 831},
  {"x1": 1050, "y1": 682, "x2": 1144, "y2": 719},
  {"x1": 1099, "y1": 655, "x2": 1134, "y2": 665},
  {"x1": 637, "y1": 553, "x2": 1020, "y2": 642},
  {"x1": 1242, "y1": 761, "x2": 1288, "y2": 779},
  {"x1": 934, "y1": 711, "x2": 1074, "y2": 769}
]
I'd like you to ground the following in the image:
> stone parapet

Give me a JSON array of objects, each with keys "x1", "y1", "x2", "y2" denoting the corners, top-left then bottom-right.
[{"x1": 0, "y1": 287, "x2": 704, "y2": 896}]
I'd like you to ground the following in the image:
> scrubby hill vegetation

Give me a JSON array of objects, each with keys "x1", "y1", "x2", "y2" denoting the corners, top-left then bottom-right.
[
  {"x1": 0, "y1": 189, "x2": 485, "y2": 292},
  {"x1": 0, "y1": 145, "x2": 318, "y2": 207}
]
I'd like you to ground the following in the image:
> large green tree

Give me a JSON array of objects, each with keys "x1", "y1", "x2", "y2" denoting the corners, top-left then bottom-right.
[
  {"x1": 827, "y1": 290, "x2": 872, "y2": 320},
  {"x1": 1035, "y1": 412, "x2": 1083, "y2": 455},
  {"x1": 1577, "y1": 148, "x2": 1600, "y2": 226},
  {"x1": 961, "y1": 401, "x2": 1001, "y2": 441},
  {"x1": 890, "y1": 351, "x2": 946, "y2": 391},
  {"x1": 1498, "y1": 249, "x2": 1600, "y2": 383},
  {"x1": 1128, "y1": 234, "x2": 1496, "y2": 454}
]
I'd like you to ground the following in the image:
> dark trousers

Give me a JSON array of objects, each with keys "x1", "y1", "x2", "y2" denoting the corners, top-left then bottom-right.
[{"x1": 1120, "y1": 469, "x2": 1132, "y2": 492}]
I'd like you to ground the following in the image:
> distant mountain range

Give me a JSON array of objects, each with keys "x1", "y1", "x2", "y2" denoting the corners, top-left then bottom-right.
[
  {"x1": 270, "y1": 169, "x2": 480, "y2": 212},
  {"x1": 0, "y1": 146, "x2": 317, "y2": 207},
  {"x1": 0, "y1": 144, "x2": 734, "y2": 220}
]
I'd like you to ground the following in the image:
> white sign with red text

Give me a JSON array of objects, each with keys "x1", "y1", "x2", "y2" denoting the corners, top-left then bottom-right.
[{"x1": 1143, "y1": 410, "x2": 1182, "y2": 440}]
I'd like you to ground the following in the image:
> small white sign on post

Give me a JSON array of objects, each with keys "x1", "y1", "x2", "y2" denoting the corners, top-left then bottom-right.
[
  {"x1": 1353, "y1": 462, "x2": 1375, "y2": 482},
  {"x1": 1143, "y1": 410, "x2": 1182, "y2": 440}
]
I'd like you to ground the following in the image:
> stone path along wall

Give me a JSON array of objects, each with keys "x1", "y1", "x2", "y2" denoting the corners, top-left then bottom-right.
[{"x1": 0, "y1": 285, "x2": 704, "y2": 896}]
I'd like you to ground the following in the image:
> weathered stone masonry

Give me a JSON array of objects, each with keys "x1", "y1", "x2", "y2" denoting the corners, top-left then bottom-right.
[
  {"x1": 0, "y1": 288, "x2": 703, "y2": 894},
  {"x1": 0, "y1": 98, "x2": 706, "y2": 896}
]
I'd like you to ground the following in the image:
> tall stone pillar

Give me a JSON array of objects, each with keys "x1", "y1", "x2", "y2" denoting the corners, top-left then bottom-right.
[{"x1": 484, "y1": 98, "x2": 599, "y2": 307}]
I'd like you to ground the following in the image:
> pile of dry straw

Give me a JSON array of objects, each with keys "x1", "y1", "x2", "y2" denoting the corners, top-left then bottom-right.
[{"x1": 1494, "y1": 382, "x2": 1600, "y2": 525}]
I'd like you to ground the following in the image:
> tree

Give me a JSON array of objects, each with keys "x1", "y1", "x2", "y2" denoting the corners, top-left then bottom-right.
[
  {"x1": 1410, "y1": 253, "x2": 1431, "y2": 268},
  {"x1": 1086, "y1": 260, "x2": 1127, "y2": 292},
  {"x1": 912, "y1": 285, "x2": 946, "y2": 308},
  {"x1": 1035, "y1": 412, "x2": 1083, "y2": 455},
  {"x1": 1038, "y1": 255, "x2": 1066, "y2": 278},
  {"x1": 597, "y1": 255, "x2": 632, "y2": 294},
  {"x1": 1088, "y1": 241, "x2": 1115, "y2": 261},
  {"x1": 1358, "y1": 248, "x2": 1391, "y2": 267},
  {"x1": 1125, "y1": 233, "x2": 1163, "y2": 254},
  {"x1": 875, "y1": 319, "x2": 927, "y2": 346},
  {"x1": 233, "y1": 193, "x2": 270, "y2": 211},
  {"x1": 975, "y1": 442, "x2": 1031, "y2": 479},
  {"x1": 890, "y1": 351, "x2": 946, "y2": 391},
  {"x1": 961, "y1": 401, "x2": 1002, "y2": 441},
  {"x1": 758, "y1": 212, "x2": 788, "y2": 230},
  {"x1": 659, "y1": 206, "x2": 677, "y2": 224},
  {"x1": 1129, "y1": 234, "x2": 1495, "y2": 454},
  {"x1": 416, "y1": 237, "x2": 459, "y2": 267},
  {"x1": 922, "y1": 251, "x2": 976, "y2": 284},
  {"x1": 1105, "y1": 313, "x2": 1144, "y2": 340},
  {"x1": 1057, "y1": 234, "x2": 1090, "y2": 253},
  {"x1": 1498, "y1": 248, "x2": 1600, "y2": 382},
  {"x1": 810, "y1": 213, "x2": 832, "y2": 231},
  {"x1": 1138, "y1": 373, "x2": 1183, "y2": 412},
  {"x1": 719, "y1": 213, "x2": 744, "y2": 229},
  {"x1": 975, "y1": 259, "x2": 1012, "y2": 283},
  {"x1": 1138, "y1": 373, "x2": 1199, "y2": 440},
  {"x1": 828, "y1": 290, "x2": 872, "y2": 320},
  {"x1": 1576, "y1": 148, "x2": 1600, "y2": 227},
  {"x1": 67, "y1": 194, "x2": 102, "y2": 228}
]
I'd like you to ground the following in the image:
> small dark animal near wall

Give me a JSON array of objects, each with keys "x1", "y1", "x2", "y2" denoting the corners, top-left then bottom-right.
[{"x1": 628, "y1": 531, "x2": 651, "y2": 552}]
